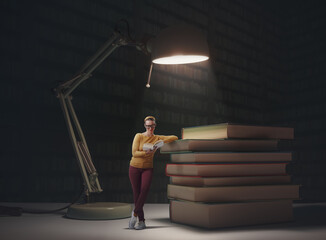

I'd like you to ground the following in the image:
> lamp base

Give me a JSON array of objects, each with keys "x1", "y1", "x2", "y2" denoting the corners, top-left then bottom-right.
[{"x1": 66, "y1": 202, "x2": 132, "y2": 220}]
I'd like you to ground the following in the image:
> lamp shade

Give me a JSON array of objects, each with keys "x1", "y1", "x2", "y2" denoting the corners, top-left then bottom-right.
[{"x1": 151, "y1": 25, "x2": 209, "y2": 65}]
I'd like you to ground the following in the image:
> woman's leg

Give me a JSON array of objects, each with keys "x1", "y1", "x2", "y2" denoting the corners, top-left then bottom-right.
[
  {"x1": 129, "y1": 166, "x2": 141, "y2": 211},
  {"x1": 134, "y1": 168, "x2": 153, "y2": 222}
]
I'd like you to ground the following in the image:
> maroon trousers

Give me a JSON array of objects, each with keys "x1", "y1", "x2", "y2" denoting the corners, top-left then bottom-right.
[{"x1": 129, "y1": 166, "x2": 153, "y2": 222}]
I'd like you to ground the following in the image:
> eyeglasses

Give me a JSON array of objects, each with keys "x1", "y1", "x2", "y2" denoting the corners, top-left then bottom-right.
[{"x1": 145, "y1": 124, "x2": 156, "y2": 129}]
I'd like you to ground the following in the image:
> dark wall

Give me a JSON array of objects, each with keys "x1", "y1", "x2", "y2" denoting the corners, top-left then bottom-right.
[
  {"x1": 281, "y1": 0, "x2": 326, "y2": 202},
  {"x1": 1, "y1": 0, "x2": 325, "y2": 203}
]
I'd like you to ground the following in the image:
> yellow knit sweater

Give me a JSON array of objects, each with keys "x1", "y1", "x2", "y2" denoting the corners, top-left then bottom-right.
[{"x1": 130, "y1": 133, "x2": 178, "y2": 168}]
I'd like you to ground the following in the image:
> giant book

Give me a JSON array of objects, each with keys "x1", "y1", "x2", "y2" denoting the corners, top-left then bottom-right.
[
  {"x1": 170, "y1": 175, "x2": 291, "y2": 187},
  {"x1": 160, "y1": 139, "x2": 279, "y2": 153},
  {"x1": 166, "y1": 163, "x2": 288, "y2": 177},
  {"x1": 170, "y1": 200, "x2": 293, "y2": 228},
  {"x1": 170, "y1": 152, "x2": 292, "y2": 163},
  {"x1": 167, "y1": 184, "x2": 299, "y2": 202},
  {"x1": 182, "y1": 123, "x2": 294, "y2": 140}
]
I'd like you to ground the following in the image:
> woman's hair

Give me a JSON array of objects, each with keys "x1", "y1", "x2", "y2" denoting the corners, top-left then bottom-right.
[{"x1": 144, "y1": 116, "x2": 156, "y2": 122}]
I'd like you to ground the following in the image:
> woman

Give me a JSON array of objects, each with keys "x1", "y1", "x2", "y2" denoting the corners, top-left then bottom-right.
[{"x1": 128, "y1": 116, "x2": 178, "y2": 230}]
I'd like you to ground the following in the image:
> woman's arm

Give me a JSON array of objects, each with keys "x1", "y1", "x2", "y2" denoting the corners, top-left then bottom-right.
[
  {"x1": 158, "y1": 135, "x2": 178, "y2": 143},
  {"x1": 132, "y1": 133, "x2": 146, "y2": 157}
]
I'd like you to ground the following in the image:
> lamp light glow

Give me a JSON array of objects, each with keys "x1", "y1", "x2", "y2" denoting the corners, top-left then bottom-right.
[
  {"x1": 153, "y1": 55, "x2": 209, "y2": 65},
  {"x1": 150, "y1": 24, "x2": 209, "y2": 65}
]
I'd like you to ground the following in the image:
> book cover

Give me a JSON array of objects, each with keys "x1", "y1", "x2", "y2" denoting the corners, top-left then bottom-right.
[
  {"x1": 160, "y1": 139, "x2": 279, "y2": 153},
  {"x1": 170, "y1": 152, "x2": 292, "y2": 163},
  {"x1": 182, "y1": 123, "x2": 294, "y2": 140},
  {"x1": 170, "y1": 200, "x2": 293, "y2": 228},
  {"x1": 167, "y1": 184, "x2": 300, "y2": 202},
  {"x1": 166, "y1": 163, "x2": 288, "y2": 177},
  {"x1": 170, "y1": 175, "x2": 292, "y2": 187}
]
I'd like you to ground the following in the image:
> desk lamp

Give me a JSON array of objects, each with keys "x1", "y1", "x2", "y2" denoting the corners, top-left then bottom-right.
[{"x1": 53, "y1": 23, "x2": 209, "y2": 220}]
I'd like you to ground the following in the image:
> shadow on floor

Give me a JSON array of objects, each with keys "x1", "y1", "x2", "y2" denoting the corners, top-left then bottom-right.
[
  {"x1": 152, "y1": 204, "x2": 326, "y2": 233},
  {"x1": 123, "y1": 226, "x2": 171, "y2": 230}
]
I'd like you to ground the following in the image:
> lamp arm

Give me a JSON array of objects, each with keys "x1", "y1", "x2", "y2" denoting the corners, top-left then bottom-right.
[
  {"x1": 57, "y1": 92, "x2": 94, "y2": 194},
  {"x1": 53, "y1": 30, "x2": 145, "y2": 198},
  {"x1": 56, "y1": 31, "x2": 131, "y2": 98}
]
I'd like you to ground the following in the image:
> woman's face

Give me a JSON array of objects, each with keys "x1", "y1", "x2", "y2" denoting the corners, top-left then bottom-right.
[{"x1": 144, "y1": 120, "x2": 156, "y2": 134}]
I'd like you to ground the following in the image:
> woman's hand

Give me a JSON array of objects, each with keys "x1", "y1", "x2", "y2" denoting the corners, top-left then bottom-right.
[{"x1": 145, "y1": 146, "x2": 158, "y2": 155}]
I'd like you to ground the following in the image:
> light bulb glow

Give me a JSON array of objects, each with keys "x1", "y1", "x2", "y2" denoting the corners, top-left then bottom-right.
[{"x1": 153, "y1": 55, "x2": 209, "y2": 65}]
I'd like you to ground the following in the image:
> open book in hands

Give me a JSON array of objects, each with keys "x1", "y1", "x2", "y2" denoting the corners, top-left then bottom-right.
[{"x1": 143, "y1": 140, "x2": 164, "y2": 151}]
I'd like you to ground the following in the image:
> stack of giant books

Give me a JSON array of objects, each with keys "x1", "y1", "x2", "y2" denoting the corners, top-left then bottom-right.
[{"x1": 161, "y1": 123, "x2": 299, "y2": 229}]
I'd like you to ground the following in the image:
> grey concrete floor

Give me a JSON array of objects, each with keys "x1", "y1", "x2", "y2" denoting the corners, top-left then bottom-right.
[{"x1": 1, "y1": 202, "x2": 326, "y2": 240}]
